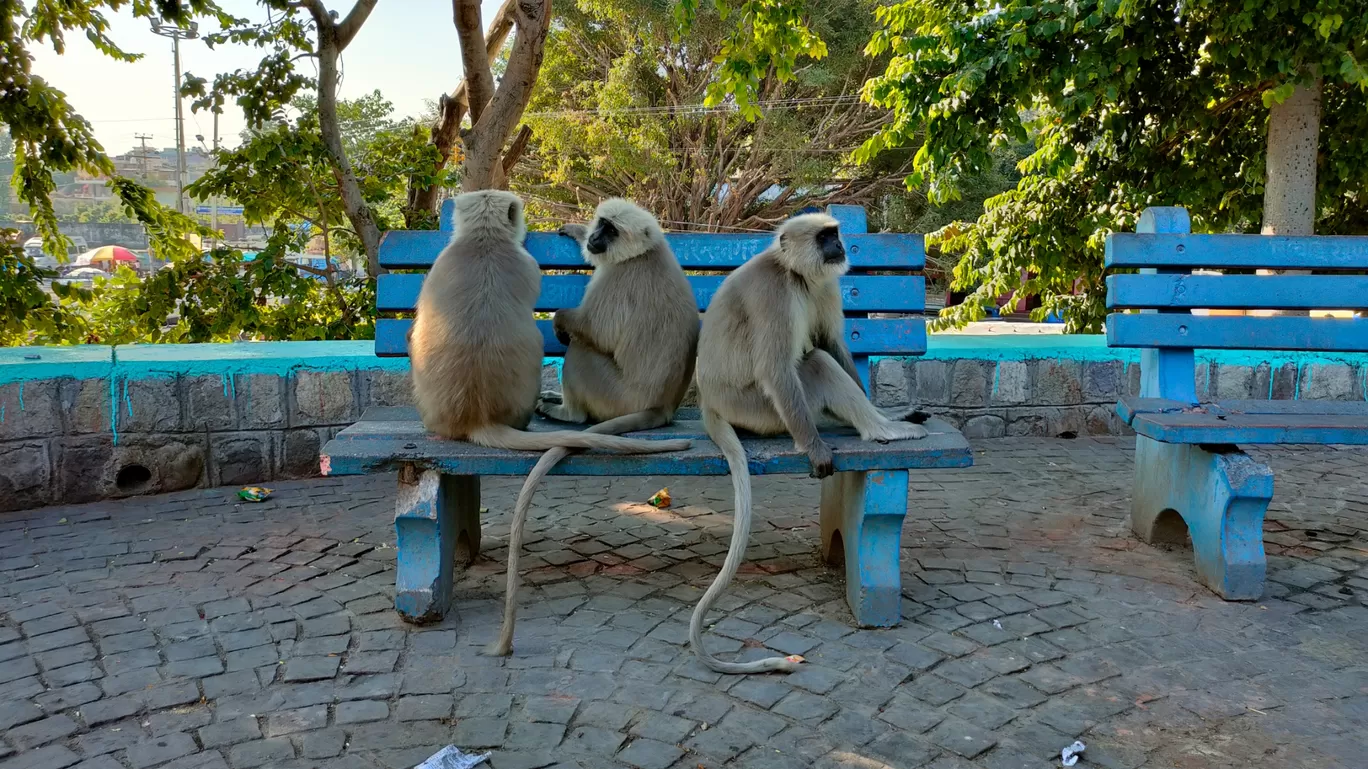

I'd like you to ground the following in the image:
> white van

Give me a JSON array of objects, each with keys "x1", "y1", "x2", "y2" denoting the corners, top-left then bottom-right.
[{"x1": 22, "y1": 235, "x2": 88, "y2": 270}]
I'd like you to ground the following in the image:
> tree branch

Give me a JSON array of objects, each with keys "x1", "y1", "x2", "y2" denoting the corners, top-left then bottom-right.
[
  {"x1": 335, "y1": 0, "x2": 378, "y2": 49},
  {"x1": 462, "y1": 0, "x2": 551, "y2": 190},
  {"x1": 500, "y1": 124, "x2": 533, "y2": 176},
  {"x1": 455, "y1": 0, "x2": 496, "y2": 125}
]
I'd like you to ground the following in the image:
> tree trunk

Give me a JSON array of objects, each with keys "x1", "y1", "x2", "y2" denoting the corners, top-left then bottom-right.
[
  {"x1": 404, "y1": 0, "x2": 521, "y2": 224},
  {"x1": 1261, "y1": 77, "x2": 1321, "y2": 236},
  {"x1": 306, "y1": 1, "x2": 382, "y2": 276},
  {"x1": 1258, "y1": 77, "x2": 1322, "y2": 316}
]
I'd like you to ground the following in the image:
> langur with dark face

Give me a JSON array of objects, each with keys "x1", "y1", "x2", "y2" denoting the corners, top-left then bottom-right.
[
  {"x1": 408, "y1": 190, "x2": 691, "y2": 451},
  {"x1": 690, "y1": 213, "x2": 927, "y2": 674},
  {"x1": 484, "y1": 198, "x2": 700, "y2": 657}
]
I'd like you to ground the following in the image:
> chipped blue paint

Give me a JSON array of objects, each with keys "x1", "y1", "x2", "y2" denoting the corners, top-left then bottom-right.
[
  {"x1": 109, "y1": 375, "x2": 120, "y2": 446},
  {"x1": 123, "y1": 380, "x2": 133, "y2": 417},
  {"x1": 1102, "y1": 206, "x2": 1368, "y2": 602},
  {"x1": 0, "y1": 345, "x2": 114, "y2": 385},
  {"x1": 17, "y1": 383, "x2": 23, "y2": 410},
  {"x1": 221, "y1": 373, "x2": 237, "y2": 399},
  {"x1": 1130, "y1": 439, "x2": 1272, "y2": 599}
]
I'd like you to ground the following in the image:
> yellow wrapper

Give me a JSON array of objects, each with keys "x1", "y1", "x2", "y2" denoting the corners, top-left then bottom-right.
[
  {"x1": 239, "y1": 487, "x2": 272, "y2": 502},
  {"x1": 647, "y1": 488, "x2": 671, "y2": 508}
]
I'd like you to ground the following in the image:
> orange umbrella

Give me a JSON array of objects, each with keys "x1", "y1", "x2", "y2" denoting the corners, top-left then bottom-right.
[{"x1": 76, "y1": 245, "x2": 139, "y2": 267}]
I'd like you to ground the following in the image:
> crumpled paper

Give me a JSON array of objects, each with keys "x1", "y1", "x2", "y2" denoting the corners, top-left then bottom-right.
[
  {"x1": 1061, "y1": 740, "x2": 1086, "y2": 767},
  {"x1": 415, "y1": 745, "x2": 491, "y2": 769}
]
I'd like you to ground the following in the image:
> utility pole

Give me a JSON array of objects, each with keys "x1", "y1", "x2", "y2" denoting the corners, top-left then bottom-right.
[
  {"x1": 211, "y1": 111, "x2": 219, "y2": 243},
  {"x1": 133, "y1": 133, "x2": 153, "y2": 180},
  {"x1": 149, "y1": 17, "x2": 198, "y2": 214}
]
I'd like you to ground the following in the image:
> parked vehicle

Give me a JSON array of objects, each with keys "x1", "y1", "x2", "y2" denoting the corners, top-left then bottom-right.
[
  {"x1": 53, "y1": 266, "x2": 106, "y2": 289},
  {"x1": 22, "y1": 235, "x2": 89, "y2": 271}
]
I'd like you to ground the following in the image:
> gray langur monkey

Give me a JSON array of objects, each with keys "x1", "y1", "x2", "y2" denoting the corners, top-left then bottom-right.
[
  {"x1": 485, "y1": 198, "x2": 699, "y2": 657},
  {"x1": 408, "y1": 190, "x2": 692, "y2": 457},
  {"x1": 690, "y1": 213, "x2": 928, "y2": 674}
]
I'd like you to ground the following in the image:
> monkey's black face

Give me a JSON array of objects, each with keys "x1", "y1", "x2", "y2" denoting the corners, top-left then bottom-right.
[
  {"x1": 817, "y1": 226, "x2": 845, "y2": 264},
  {"x1": 586, "y1": 219, "x2": 619, "y2": 255}
]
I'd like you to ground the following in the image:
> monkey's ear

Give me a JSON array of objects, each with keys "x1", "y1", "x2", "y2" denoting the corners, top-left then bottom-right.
[
  {"x1": 779, "y1": 231, "x2": 789, "y2": 248},
  {"x1": 508, "y1": 201, "x2": 519, "y2": 224}
]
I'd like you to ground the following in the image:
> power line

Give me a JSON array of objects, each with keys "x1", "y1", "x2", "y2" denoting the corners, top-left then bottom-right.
[{"x1": 523, "y1": 94, "x2": 866, "y2": 119}]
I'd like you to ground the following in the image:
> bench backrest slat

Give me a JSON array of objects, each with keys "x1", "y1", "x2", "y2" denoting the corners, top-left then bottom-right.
[
  {"x1": 1107, "y1": 274, "x2": 1368, "y2": 311},
  {"x1": 377, "y1": 273, "x2": 926, "y2": 314},
  {"x1": 1105, "y1": 206, "x2": 1368, "y2": 401},
  {"x1": 1106, "y1": 233, "x2": 1368, "y2": 270},
  {"x1": 1107, "y1": 313, "x2": 1368, "y2": 353},
  {"x1": 375, "y1": 202, "x2": 928, "y2": 377},
  {"x1": 379, "y1": 230, "x2": 924, "y2": 270},
  {"x1": 375, "y1": 316, "x2": 927, "y2": 357}
]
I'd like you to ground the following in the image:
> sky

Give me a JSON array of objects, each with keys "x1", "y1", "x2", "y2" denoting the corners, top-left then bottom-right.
[{"x1": 29, "y1": 0, "x2": 506, "y2": 156}]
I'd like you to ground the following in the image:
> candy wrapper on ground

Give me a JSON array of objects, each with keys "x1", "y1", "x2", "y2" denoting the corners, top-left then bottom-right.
[
  {"x1": 415, "y1": 746, "x2": 489, "y2": 769},
  {"x1": 647, "y1": 487, "x2": 671, "y2": 508},
  {"x1": 238, "y1": 487, "x2": 272, "y2": 503}
]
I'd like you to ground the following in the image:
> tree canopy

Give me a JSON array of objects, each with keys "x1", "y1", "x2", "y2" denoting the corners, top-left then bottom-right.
[
  {"x1": 518, "y1": 0, "x2": 911, "y2": 230},
  {"x1": 857, "y1": 0, "x2": 1368, "y2": 331}
]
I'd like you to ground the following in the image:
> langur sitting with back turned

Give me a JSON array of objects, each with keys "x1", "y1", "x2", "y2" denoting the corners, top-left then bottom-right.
[
  {"x1": 485, "y1": 198, "x2": 699, "y2": 657},
  {"x1": 691, "y1": 213, "x2": 927, "y2": 674},
  {"x1": 408, "y1": 190, "x2": 691, "y2": 452}
]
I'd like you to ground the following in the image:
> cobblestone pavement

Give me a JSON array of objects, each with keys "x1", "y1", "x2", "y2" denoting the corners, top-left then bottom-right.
[{"x1": 2, "y1": 438, "x2": 1367, "y2": 769}]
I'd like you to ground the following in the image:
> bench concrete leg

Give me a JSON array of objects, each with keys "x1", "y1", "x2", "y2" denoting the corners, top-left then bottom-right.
[
  {"x1": 820, "y1": 469, "x2": 909, "y2": 627},
  {"x1": 394, "y1": 469, "x2": 481, "y2": 623},
  {"x1": 1131, "y1": 437, "x2": 1272, "y2": 600}
]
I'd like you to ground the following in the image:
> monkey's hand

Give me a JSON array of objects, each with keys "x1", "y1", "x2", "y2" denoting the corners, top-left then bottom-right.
[
  {"x1": 558, "y1": 223, "x2": 588, "y2": 244},
  {"x1": 806, "y1": 441, "x2": 835, "y2": 479},
  {"x1": 552, "y1": 312, "x2": 573, "y2": 346}
]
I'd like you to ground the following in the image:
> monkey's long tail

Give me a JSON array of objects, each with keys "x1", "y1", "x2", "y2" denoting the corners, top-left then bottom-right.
[
  {"x1": 690, "y1": 408, "x2": 803, "y2": 675},
  {"x1": 470, "y1": 424, "x2": 690, "y2": 454},
  {"x1": 485, "y1": 410, "x2": 676, "y2": 657}
]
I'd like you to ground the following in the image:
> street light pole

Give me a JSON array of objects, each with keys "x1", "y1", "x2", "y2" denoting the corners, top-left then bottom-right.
[{"x1": 149, "y1": 17, "x2": 198, "y2": 215}]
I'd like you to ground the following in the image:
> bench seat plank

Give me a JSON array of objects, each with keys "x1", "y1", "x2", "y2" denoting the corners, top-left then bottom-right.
[
  {"x1": 1117, "y1": 396, "x2": 1368, "y2": 445},
  {"x1": 1120, "y1": 396, "x2": 1368, "y2": 420},
  {"x1": 322, "y1": 408, "x2": 972, "y2": 477}
]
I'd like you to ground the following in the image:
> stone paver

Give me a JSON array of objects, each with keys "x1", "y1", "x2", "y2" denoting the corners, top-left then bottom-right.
[{"x1": 1, "y1": 439, "x2": 1367, "y2": 768}]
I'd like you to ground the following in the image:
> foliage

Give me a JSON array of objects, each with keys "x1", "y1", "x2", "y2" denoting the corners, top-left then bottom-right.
[
  {"x1": 518, "y1": 0, "x2": 908, "y2": 230},
  {"x1": 65, "y1": 199, "x2": 139, "y2": 223},
  {"x1": 860, "y1": 0, "x2": 1368, "y2": 332},
  {"x1": 0, "y1": 228, "x2": 91, "y2": 345},
  {"x1": 189, "y1": 91, "x2": 445, "y2": 259},
  {"x1": 675, "y1": 0, "x2": 830, "y2": 119},
  {"x1": 85, "y1": 247, "x2": 375, "y2": 345}
]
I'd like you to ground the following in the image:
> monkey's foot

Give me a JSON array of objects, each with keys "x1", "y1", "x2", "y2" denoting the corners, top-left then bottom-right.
[
  {"x1": 863, "y1": 421, "x2": 929, "y2": 442},
  {"x1": 536, "y1": 401, "x2": 588, "y2": 424},
  {"x1": 878, "y1": 405, "x2": 919, "y2": 422}
]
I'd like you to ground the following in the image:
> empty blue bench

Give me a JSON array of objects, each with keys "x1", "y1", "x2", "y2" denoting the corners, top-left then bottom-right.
[
  {"x1": 321, "y1": 201, "x2": 972, "y2": 624},
  {"x1": 1106, "y1": 206, "x2": 1368, "y2": 599}
]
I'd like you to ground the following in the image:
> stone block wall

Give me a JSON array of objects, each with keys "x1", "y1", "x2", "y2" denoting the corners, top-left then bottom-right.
[{"x1": 4, "y1": 339, "x2": 1368, "y2": 510}]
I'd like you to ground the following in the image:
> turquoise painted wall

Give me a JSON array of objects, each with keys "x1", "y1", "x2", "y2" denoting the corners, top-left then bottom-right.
[{"x1": 6, "y1": 337, "x2": 1368, "y2": 386}]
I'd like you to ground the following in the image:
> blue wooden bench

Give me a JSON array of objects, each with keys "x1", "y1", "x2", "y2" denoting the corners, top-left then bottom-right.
[
  {"x1": 321, "y1": 201, "x2": 972, "y2": 624},
  {"x1": 1106, "y1": 206, "x2": 1368, "y2": 599}
]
